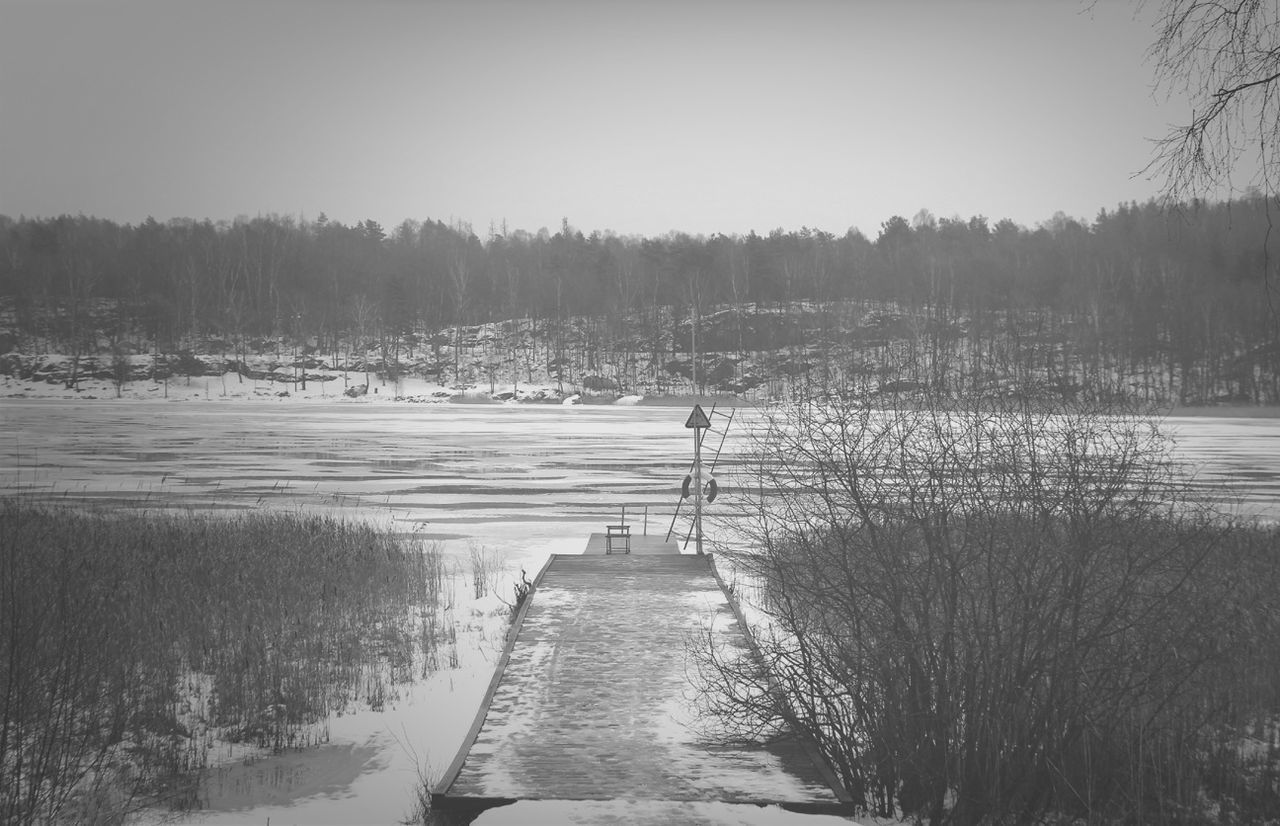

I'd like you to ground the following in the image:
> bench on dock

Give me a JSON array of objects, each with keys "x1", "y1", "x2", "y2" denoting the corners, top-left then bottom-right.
[{"x1": 604, "y1": 523, "x2": 630, "y2": 554}]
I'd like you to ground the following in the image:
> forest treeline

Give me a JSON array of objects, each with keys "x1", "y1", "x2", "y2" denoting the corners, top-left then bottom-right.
[{"x1": 1, "y1": 197, "x2": 1278, "y2": 404}]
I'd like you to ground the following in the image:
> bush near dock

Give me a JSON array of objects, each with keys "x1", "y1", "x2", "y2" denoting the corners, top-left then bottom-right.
[{"x1": 704, "y1": 391, "x2": 1280, "y2": 825}]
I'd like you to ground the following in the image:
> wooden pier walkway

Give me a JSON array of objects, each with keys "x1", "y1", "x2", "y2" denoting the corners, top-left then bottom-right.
[
  {"x1": 433, "y1": 546, "x2": 853, "y2": 820},
  {"x1": 580, "y1": 531, "x2": 677, "y2": 555}
]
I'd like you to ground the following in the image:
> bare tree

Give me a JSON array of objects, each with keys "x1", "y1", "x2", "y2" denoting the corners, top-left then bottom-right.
[
  {"x1": 1148, "y1": 0, "x2": 1280, "y2": 345},
  {"x1": 447, "y1": 253, "x2": 469, "y2": 385},
  {"x1": 1149, "y1": 0, "x2": 1280, "y2": 202}
]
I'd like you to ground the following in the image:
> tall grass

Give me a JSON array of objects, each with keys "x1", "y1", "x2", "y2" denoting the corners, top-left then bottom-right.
[{"x1": 0, "y1": 501, "x2": 445, "y2": 825}]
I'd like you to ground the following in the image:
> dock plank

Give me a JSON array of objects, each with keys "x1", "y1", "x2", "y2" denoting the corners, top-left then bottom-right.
[
  {"x1": 436, "y1": 554, "x2": 847, "y2": 809},
  {"x1": 580, "y1": 532, "x2": 679, "y2": 555}
]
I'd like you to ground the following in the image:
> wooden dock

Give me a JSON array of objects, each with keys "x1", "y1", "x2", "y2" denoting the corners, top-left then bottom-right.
[
  {"x1": 580, "y1": 531, "x2": 678, "y2": 555},
  {"x1": 432, "y1": 547, "x2": 853, "y2": 820}
]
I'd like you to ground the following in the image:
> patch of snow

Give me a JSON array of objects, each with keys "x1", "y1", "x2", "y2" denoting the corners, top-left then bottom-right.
[
  {"x1": 469, "y1": 593, "x2": 512, "y2": 619},
  {"x1": 147, "y1": 612, "x2": 509, "y2": 825}
]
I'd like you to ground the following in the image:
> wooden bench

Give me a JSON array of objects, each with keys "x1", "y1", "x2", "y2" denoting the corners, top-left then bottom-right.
[{"x1": 605, "y1": 524, "x2": 631, "y2": 554}]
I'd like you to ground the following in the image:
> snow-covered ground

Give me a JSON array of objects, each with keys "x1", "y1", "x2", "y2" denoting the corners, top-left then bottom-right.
[
  {"x1": 2, "y1": 399, "x2": 1277, "y2": 825},
  {"x1": 178, "y1": 602, "x2": 506, "y2": 826},
  {"x1": 0, "y1": 359, "x2": 597, "y2": 405}
]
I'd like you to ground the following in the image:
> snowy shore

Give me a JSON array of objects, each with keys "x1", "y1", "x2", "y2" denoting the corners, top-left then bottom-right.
[
  {"x1": 0, "y1": 368, "x2": 655, "y2": 406},
  {"x1": 5, "y1": 368, "x2": 1279, "y2": 419}
]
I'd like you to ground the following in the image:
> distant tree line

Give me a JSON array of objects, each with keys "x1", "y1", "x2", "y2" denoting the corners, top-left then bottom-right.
[{"x1": 1, "y1": 197, "x2": 1277, "y2": 403}]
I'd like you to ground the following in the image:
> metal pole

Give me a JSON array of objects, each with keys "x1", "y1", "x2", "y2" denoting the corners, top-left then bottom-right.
[{"x1": 693, "y1": 424, "x2": 703, "y2": 555}]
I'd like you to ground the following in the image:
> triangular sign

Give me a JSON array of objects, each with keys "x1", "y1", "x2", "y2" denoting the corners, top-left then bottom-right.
[{"x1": 685, "y1": 404, "x2": 711, "y2": 429}]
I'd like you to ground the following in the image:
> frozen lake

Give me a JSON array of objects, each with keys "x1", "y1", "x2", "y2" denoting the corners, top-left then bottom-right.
[
  {"x1": 1162, "y1": 414, "x2": 1280, "y2": 518},
  {"x1": 1, "y1": 400, "x2": 1278, "y2": 824},
  {"x1": 0, "y1": 400, "x2": 721, "y2": 567},
  {"x1": 2, "y1": 401, "x2": 1277, "y2": 536}
]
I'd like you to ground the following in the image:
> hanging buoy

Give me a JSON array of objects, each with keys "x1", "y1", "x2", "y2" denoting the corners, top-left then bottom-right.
[
  {"x1": 705, "y1": 477, "x2": 718, "y2": 503},
  {"x1": 681, "y1": 474, "x2": 692, "y2": 498}
]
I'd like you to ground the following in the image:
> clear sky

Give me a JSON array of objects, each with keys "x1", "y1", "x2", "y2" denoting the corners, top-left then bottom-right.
[{"x1": 0, "y1": 0, "x2": 1201, "y2": 238}]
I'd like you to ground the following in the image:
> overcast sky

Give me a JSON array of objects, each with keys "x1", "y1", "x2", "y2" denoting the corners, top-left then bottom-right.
[{"x1": 0, "y1": 0, "x2": 1205, "y2": 238}]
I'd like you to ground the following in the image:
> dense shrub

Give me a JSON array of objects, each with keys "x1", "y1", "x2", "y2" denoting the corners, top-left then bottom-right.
[{"x1": 702, "y1": 393, "x2": 1280, "y2": 825}]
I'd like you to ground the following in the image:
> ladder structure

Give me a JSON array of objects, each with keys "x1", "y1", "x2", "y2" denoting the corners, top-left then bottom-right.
[{"x1": 665, "y1": 403, "x2": 735, "y2": 552}]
